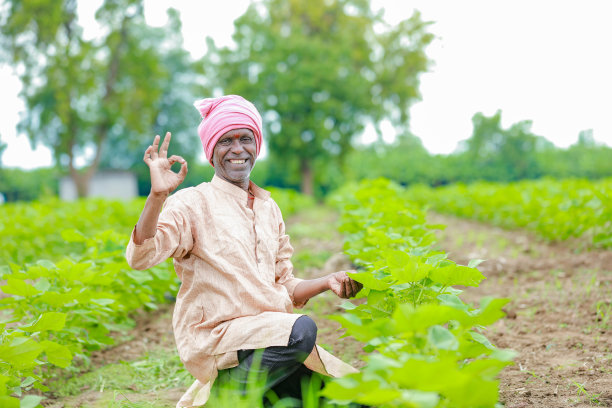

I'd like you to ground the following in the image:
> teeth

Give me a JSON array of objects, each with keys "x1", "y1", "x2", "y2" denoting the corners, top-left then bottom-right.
[{"x1": 230, "y1": 159, "x2": 245, "y2": 164}]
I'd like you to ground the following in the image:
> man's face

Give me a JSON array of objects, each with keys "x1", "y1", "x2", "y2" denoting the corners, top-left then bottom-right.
[{"x1": 212, "y1": 128, "x2": 256, "y2": 188}]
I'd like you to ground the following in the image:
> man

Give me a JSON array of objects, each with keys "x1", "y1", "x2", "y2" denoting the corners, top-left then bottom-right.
[{"x1": 125, "y1": 95, "x2": 362, "y2": 407}]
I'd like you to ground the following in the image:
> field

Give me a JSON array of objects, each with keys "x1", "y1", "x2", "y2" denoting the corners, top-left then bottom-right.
[{"x1": 2, "y1": 179, "x2": 612, "y2": 407}]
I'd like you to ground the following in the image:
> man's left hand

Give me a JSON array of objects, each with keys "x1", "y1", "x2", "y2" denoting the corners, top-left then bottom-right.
[{"x1": 328, "y1": 271, "x2": 363, "y2": 298}]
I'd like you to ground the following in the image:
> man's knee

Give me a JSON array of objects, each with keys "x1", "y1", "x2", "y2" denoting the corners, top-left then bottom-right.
[{"x1": 289, "y1": 315, "x2": 317, "y2": 356}]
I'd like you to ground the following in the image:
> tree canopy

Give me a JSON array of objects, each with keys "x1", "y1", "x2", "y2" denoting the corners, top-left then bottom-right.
[
  {"x1": 0, "y1": 0, "x2": 204, "y2": 196},
  {"x1": 205, "y1": 0, "x2": 433, "y2": 194}
]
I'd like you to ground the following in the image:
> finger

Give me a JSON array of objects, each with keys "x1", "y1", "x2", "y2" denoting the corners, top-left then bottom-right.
[
  {"x1": 346, "y1": 270, "x2": 361, "y2": 296},
  {"x1": 143, "y1": 145, "x2": 153, "y2": 164},
  {"x1": 348, "y1": 278, "x2": 359, "y2": 297},
  {"x1": 178, "y1": 160, "x2": 188, "y2": 181},
  {"x1": 343, "y1": 276, "x2": 351, "y2": 298},
  {"x1": 167, "y1": 154, "x2": 183, "y2": 166},
  {"x1": 151, "y1": 135, "x2": 160, "y2": 160},
  {"x1": 159, "y1": 132, "x2": 171, "y2": 159}
]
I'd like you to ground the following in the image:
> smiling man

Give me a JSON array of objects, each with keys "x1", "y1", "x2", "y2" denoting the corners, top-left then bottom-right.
[{"x1": 125, "y1": 95, "x2": 362, "y2": 407}]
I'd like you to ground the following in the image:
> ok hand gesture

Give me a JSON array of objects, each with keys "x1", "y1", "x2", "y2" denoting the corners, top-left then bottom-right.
[{"x1": 143, "y1": 132, "x2": 188, "y2": 197}]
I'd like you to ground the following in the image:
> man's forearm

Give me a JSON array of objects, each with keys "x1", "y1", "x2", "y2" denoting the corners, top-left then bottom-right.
[
  {"x1": 292, "y1": 276, "x2": 331, "y2": 306},
  {"x1": 133, "y1": 192, "x2": 168, "y2": 244}
]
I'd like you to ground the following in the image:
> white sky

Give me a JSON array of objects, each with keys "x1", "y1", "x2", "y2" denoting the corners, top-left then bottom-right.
[{"x1": 1, "y1": 0, "x2": 611, "y2": 169}]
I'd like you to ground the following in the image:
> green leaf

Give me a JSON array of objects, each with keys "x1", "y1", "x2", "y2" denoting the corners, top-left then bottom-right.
[
  {"x1": 20, "y1": 395, "x2": 45, "y2": 408},
  {"x1": 429, "y1": 263, "x2": 485, "y2": 287},
  {"x1": 401, "y1": 390, "x2": 440, "y2": 408},
  {"x1": 0, "y1": 338, "x2": 44, "y2": 369},
  {"x1": 428, "y1": 325, "x2": 459, "y2": 350},
  {"x1": 61, "y1": 229, "x2": 86, "y2": 243},
  {"x1": 32, "y1": 278, "x2": 51, "y2": 293},
  {"x1": 386, "y1": 250, "x2": 431, "y2": 283},
  {"x1": 35, "y1": 260, "x2": 56, "y2": 270},
  {"x1": 490, "y1": 348, "x2": 518, "y2": 362},
  {"x1": 0, "y1": 396, "x2": 20, "y2": 408},
  {"x1": 392, "y1": 304, "x2": 463, "y2": 334},
  {"x1": 469, "y1": 331, "x2": 495, "y2": 350},
  {"x1": 471, "y1": 297, "x2": 510, "y2": 326},
  {"x1": 1, "y1": 278, "x2": 40, "y2": 298},
  {"x1": 322, "y1": 377, "x2": 401, "y2": 405},
  {"x1": 34, "y1": 292, "x2": 72, "y2": 308},
  {"x1": 347, "y1": 271, "x2": 392, "y2": 291},
  {"x1": 437, "y1": 294, "x2": 468, "y2": 311},
  {"x1": 91, "y1": 298, "x2": 115, "y2": 306},
  {"x1": 0, "y1": 374, "x2": 11, "y2": 395},
  {"x1": 21, "y1": 312, "x2": 66, "y2": 332},
  {"x1": 338, "y1": 300, "x2": 357, "y2": 310},
  {"x1": 126, "y1": 270, "x2": 153, "y2": 284},
  {"x1": 40, "y1": 341, "x2": 73, "y2": 368},
  {"x1": 20, "y1": 377, "x2": 36, "y2": 388},
  {"x1": 468, "y1": 259, "x2": 486, "y2": 268}
]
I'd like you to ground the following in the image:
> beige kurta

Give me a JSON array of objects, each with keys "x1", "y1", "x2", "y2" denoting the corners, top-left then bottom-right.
[{"x1": 125, "y1": 175, "x2": 356, "y2": 407}]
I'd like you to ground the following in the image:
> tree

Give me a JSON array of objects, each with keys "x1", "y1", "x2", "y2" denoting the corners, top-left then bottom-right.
[
  {"x1": 0, "y1": 0, "x2": 197, "y2": 197},
  {"x1": 459, "y1": 110, "x2": 547, "y2": 181},
  {"x1": 205, "y1": 0, "x2": 433, "y2": 194}
]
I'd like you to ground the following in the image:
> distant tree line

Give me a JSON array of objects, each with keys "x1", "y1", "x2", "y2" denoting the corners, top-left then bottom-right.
[
  {"x1": 2, "y1": 112, "x2": 611, "y2": 202},
  {"x1": 344, "y1": 111, "x2": 612, "y2": 190}
]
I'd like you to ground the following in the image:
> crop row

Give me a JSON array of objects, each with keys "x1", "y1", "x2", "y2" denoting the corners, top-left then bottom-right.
[
  {"x1": 323, "y1": 179, "x2": 513, "y2": 407},
  {"x1": 406, "y1": 178, "x2": 612, "y2": 248},
  {"x1": 0, "y1": 188, "x2": 312, "y2": 407}
]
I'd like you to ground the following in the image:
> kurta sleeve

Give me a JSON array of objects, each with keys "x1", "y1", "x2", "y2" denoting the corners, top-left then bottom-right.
[
  {"x1": 271, "y1": 201, "x2": 306, "y2": 308},
  {"x1": 125, "y1": 193, "x2": 194, "y2": 270}
]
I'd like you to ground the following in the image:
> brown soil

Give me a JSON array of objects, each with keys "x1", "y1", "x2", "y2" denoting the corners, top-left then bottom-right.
[
  {"x1": 46, "y1": 209, "x2": 612, "y2": 407},
  {"x1": 430, "y1": 213, "x2": 612, "y2": 408},
  {"x1": 88, "y1": 303, "x2": 176, "y2": 366}
]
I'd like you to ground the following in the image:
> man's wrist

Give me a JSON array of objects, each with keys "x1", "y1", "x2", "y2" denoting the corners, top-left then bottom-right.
[
  {"x1": 324, "y1": 274, "x2": 334, "y2": 291},
  {"x1": 148, "y1": 191, "x2": 169, "y2": 201}
]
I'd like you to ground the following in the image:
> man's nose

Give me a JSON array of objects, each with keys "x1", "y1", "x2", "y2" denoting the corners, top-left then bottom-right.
[{"x1": 230, "y1": 138, "x2": 244, "y2": 153}]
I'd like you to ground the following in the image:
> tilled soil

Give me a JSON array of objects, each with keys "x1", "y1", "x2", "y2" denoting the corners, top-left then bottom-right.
[
  {"x1": 430, "y1": 213, "x2": 612, "y2": 408},
  {"x1": 45, "y1": 209, "x2": 612, "y2": 407}
]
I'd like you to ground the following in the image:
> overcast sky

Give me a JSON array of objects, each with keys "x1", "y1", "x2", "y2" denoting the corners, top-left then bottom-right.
[{"x1": 1, "y1": 0, "x2": 611, "y2": 169}]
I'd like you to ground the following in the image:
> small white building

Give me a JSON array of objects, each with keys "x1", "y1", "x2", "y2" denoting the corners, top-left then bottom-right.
[{"x1": 60, "y1": 170, "x2": 138, "y2": 201}]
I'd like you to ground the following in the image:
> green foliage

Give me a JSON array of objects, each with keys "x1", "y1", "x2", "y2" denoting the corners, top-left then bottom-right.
[
  {"x1": 407, "y1": 178, "x2": 612, "y2": 248},
  {"x1": 0, "y1": 186, "x2": 314, "y2": 405},
  {"x1": 0, "y1": 0, "x2": 205, "y2": 197},
  {"x1": 324, "y1": 179, "x2": 513, "y2": 407},
  {"x1": 267, "y1": 187, "x2": 317, "y2": 217},
  {"x1": 0, "y1": 197, "x2": 177, "y2": 406},
  {"x1": 536, "y1": 131, "x2": 612, "y2": 179},
  {"x1": 0, "y1": 197, "x2": 143, "y2": 265},
  {"x1": 205, "y1": 0, "x2": 433, "y2": 194},
  {"x1": 344, "y1": 112, "x2": 612, "y2": 189},
  {"x1": 344, "y1": 134, "x2": 437, "y2": 187},
  {"x1": 0, "y1": 168, "x2": 59, "y2": 202},
  {"x1": 456, "y1": 110, "x2": 548, "y2": 182}
]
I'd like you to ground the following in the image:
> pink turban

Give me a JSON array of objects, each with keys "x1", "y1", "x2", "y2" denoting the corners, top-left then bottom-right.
[{"x1": 193, "y1": 95, "x2": 263, "y2": 165}]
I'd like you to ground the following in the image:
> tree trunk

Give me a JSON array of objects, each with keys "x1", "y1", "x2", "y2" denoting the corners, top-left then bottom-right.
[
  {"x1": 68, "y1": 12, "x2": 129, "y2": 198},
  {"x1": 300, "y1": 158, "x2": 314, "y2": 196},
  {"x1": 71, "y1": 170, "x2": 92, "y2": 198}
]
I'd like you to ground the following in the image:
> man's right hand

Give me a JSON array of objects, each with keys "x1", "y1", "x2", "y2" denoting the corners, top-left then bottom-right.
[{"x1": 144, "y1": 132, "x2": 188, "y2": 197}]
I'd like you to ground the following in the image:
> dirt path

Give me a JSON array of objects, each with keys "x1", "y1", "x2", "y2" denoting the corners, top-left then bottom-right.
[
  {"x1": 46, "y1": 207, "x2": 612, "y2": 408},
  {"x1": 430, "y1": 213, "x2": 612, "y2": 408}
]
